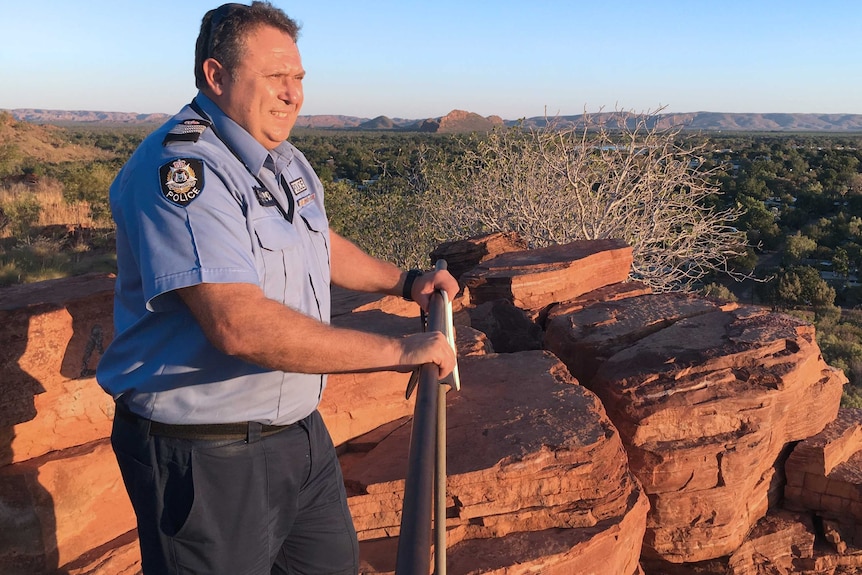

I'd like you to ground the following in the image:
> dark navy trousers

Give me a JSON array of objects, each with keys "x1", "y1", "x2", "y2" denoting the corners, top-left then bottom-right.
[{"x1": 111, "y1": 406, "x2": 359, "y2": 574}]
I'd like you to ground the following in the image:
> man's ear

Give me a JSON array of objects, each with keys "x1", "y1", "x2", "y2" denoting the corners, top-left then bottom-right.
[{"x1": 202, "y1": 58, "x2": 227, "y2": 95}]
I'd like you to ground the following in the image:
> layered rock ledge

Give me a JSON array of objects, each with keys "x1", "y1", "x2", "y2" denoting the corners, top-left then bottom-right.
[
  {"x1": 341, "y1": 352, "x2": 648, "y2": 574},
  {"x1": 785, "y1": 408, "x2": 862, "y2": 554}
]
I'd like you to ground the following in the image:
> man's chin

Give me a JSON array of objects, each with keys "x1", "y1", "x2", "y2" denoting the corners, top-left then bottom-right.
[
  {"x1": 263, "y1": 127, "x2": 296, "y2": 147},
  {"x1": 275, "y1": 117, "x2": 298, "y2": 139}
]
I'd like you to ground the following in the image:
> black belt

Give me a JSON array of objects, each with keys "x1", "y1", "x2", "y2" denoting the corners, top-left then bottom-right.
[{"x1": 115, "y1": 400, "x2": 296, "y2": 441}]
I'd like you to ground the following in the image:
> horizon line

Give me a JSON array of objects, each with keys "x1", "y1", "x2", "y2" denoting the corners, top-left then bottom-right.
[{"x1": 6, "y1": 107, "x2": 862, "y2": 122}]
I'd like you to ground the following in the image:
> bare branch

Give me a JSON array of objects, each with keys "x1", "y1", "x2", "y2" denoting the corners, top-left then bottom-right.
[{"x1": 419, "y1": 109, "x2": 751, "y2": 293}]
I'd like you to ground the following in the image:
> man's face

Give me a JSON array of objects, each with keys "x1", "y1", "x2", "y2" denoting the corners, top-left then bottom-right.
[{"x1": 211, "y1": 25, "x2": 305, "y2": 149}]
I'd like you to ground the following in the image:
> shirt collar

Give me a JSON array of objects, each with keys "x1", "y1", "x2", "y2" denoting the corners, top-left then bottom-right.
[{"x1": 193, "y1": 92, "x2": 295, "y2": 177}]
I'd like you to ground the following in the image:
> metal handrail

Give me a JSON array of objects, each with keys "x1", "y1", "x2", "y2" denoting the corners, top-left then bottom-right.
[{"x1": 395, "y1": 261, "x2": 454, "y2": 575}]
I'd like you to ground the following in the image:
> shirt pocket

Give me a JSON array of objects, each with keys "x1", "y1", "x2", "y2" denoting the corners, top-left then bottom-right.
[
  {"x1": 298, "y1": 199, "x2": 327, "y2": 232},
  {"x1": 298, "y1": 202, "x2": 331, "y2": 286},
  {"x1": 253, "y1": 216, "x2": 304, "y2": 308}
]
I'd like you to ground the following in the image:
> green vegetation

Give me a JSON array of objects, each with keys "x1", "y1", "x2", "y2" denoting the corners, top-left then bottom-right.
[
  {"x1": 0, "y1": 115, "x2": 147, "y2": 284},
  {"x1": 58, "y1": 161, "x2": 119, "y2": 224}
]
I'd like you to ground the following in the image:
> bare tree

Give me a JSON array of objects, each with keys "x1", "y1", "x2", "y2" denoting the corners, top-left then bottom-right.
[{"x1": 417, "y1": 110, "x2": 750, "y2": 292}]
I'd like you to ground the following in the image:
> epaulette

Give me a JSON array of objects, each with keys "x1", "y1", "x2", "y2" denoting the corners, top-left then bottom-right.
[{"x1": 163, "y1": 119, "x2": 212, "y2": 145}]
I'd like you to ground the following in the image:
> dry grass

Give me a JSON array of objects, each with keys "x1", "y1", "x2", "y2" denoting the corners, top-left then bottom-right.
[
  {"x1": 0, "y1": 178, "x2": 97, "y2": 238},
  {"x1": 0, "y1": 178, "x2": 114, "y2": 286}
]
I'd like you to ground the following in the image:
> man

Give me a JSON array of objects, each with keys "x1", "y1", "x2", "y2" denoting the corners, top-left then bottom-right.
[{"x1": 96, "y1": 2, "x2": 457, "y2": 573}]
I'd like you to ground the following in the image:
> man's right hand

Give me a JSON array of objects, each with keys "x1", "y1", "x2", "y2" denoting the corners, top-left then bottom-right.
[{"x1": 398, "y1": 331, "x2": 457, "y2": 380}]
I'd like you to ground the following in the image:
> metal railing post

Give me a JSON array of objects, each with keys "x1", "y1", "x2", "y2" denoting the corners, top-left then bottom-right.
[
  {"x1": 435, "y1": 380, "x2": 447, "y2": 575},
  {"x1": 396, "y1": 260, "x2": 454, "y2": 575}
]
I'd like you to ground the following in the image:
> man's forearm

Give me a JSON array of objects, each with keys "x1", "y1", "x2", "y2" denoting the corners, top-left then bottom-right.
[
  {"x1": 177, "y1": 281, "x2": 454, "y2": 375},
  {"x1": 329, "y1": 231, "x2": 409, "y2": 296}
]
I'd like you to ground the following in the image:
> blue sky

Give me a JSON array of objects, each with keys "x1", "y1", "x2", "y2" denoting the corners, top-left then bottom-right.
[{"x1": 1, "y1": 1, "x2": 860, "y2": 120}]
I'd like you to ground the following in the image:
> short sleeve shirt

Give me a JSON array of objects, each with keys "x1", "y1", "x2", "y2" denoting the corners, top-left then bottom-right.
[{"x1": 96, "y1": 93, "x2": 331, "y2": 425}]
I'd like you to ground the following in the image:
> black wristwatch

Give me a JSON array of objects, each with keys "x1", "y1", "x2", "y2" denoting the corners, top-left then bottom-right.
[{"x1": 402, "y1": 269, "x2": 423, "y2": 301}]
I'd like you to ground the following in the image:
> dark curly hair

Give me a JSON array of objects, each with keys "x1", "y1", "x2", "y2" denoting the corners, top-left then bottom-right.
[{"x1": 194, "y1": 2, "x2": 301, "y2": 89}]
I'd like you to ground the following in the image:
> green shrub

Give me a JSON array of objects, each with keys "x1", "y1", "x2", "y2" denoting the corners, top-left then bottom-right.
[
  {"x1": 325, "y1": 179, "x2": 434, "y2": 269},
  {"x1": 700, "y1": 282, "x2": 738, "y2": 302},
  {"x1": 3, "y1": 194, "x2": 42, "y2": 237},
  {"x1": 59, "y1": 162, "x2": 115, "y2": 225}
]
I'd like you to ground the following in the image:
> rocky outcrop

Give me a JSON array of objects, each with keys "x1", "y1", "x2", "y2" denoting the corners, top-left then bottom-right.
[
  {"x1": 343, "y1": 351, "x2": 648, "y2": 574},
  {"x1": 726, "y1": 511, "x2": 818, "y2": 575},
  {"x1": 322, "y1": 293, "x2": 422, "y2": 446},
  {"x1": 358, "y1": 115, "x2": 397, "y2": 130},
  {"x1": 456, "y1": 236, "x2": 853, "y2": 571},
  {"x1": 460, "y1": 238, "x2": 633, "y2": 310},
  {"x1": 430, "y1": 231, "x2": 528, "y2": 281},
  {"x1": 785, "y1": 408, "x2": 862, "y2": 553},
  {"x1": 416, "y1": 110, "x2": 504, "y2": 134},
  {"x1": 0, "y1": 273, "x2": 134, "y2": 575},
  {"x1": 0, "y1": 273, "x2": 116, "y2": 465},
  {"x1": 544, "y1": 291, "x2": 724, "y2": 385},
  {"x1": 0, "y1": 234, "x2": 856, "y2": 574},
  {"x1": 453, "y1": 236, "x2": 848, "y2": 569},
  {"x1": 546, "y1": 297, "x2": 846, "y2": 564}
]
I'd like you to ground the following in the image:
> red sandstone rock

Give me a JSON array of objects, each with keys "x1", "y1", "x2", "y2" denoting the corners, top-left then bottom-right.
[
  {"x1": 544, "y1": 280, "x2": 652, "y2": 320},
  {"x1": 342, "y1": 351, "x2": 648, "y2": 574},
  {"x1": 0, "y1": 439, "x2": 135, "y2": 573},
  {"x1": 323, "y1": 292, "x2": 485, "y2": 446},
  {"x1": 467, "y1": 299, "x2": 543, "y2": 353},
  {"x1": 3, "y1": 241, "x2": 859, "y2": 575},
  {"x1": 638, "y1": 510, "x2": 818, "y2": 575},
  {"x1": 445, "y1": 497, "x2": 648, "y2": 575},
  {"x1": 587, "y1": 306, "x2": 846, "y2": 563},
  {"x1": 544, "y1": 292, "x2": 727, "y2": 387},
  {"x1": 460, "y1": 239, "x2": 633, "y2": 310},
  {"x1": 322, "y1": 306, "x2": 420, "y2": 446},
  {"x1": 452, "y1": 325, "x2": 493, "y2": 357},
  {"x1": 330, "y1": 285, "x2": 391, "y2": 318},
  {"x1": 727, "y1": 510, "x2": 815, "y2": 574},
  {"x1": 785, "y1": 409, "x2": 862, "y2": 552},
  {"x1": 430, "y1": 232, "x2": 529, "y2": 281},
  {"x1": 786, "y1": 408, "x2": 862, "y2": 481},
  {"x1": 0, "y1": 273, "x2": 116, "y2": 464},
  {"x1": 63, "y1": 531, "x2": 141, "y2": 575}
]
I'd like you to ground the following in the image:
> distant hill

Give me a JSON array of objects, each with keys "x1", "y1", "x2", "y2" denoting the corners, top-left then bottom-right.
[
  {"x1": 8, "y1": 108, "x2": 170, "y2": 126},
  {"x1": 357, "y1": 115, "x2": 398, "y2": 130},
  {"x1": 414, "y1": 110, "x2": 505, "y2": 133},
  {"x1": 519, "y1": 112, "x2": 862, "y2": 132},
  {"x1": 294, "y1": 114, "x2": 368, "y2": 129},
  {"x1": 6, "y1": 108, "x2": 862, "y2": 132},
  {"x1": 0, "y1": 111, "x2": 114, "y2": 163},
  {"x1": 307, "y1": 110, "x2": 505, "y2": 133},
  {"x1": 677, "y1": 112, "x2": 862, "y2": 131}
]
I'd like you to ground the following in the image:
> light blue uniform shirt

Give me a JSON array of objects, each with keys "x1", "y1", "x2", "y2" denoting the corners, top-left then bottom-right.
[{"x1": 97, "y1": 93, "x2": 331, "y2": 425}]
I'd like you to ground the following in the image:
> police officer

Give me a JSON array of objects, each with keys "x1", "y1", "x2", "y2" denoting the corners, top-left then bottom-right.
[{"x1": 96, "y1": 2, "x2": 458, "y2": 573}]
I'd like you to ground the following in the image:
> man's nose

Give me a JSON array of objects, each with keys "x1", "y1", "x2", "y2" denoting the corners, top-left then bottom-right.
[{"x1": 281, "y1": 79, "x2": 303, "y2": 103}]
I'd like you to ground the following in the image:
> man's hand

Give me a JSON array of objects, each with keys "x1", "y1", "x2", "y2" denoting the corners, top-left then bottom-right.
[
  {"x1": 409, "y1": 269, "x2": 460, "y2": 311},
  {"x1": 398, "y1": 331, "x2": 457, "y2": 380}
]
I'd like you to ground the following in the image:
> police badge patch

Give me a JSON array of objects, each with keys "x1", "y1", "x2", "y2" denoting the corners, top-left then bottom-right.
[{"x1": 159, "y1": 158, "x2": 205, "y2": 206}]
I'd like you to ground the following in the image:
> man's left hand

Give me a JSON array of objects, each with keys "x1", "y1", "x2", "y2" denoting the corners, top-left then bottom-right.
[{"x1": 410, "y1": 269, "x2": 459, "y2": 311}]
